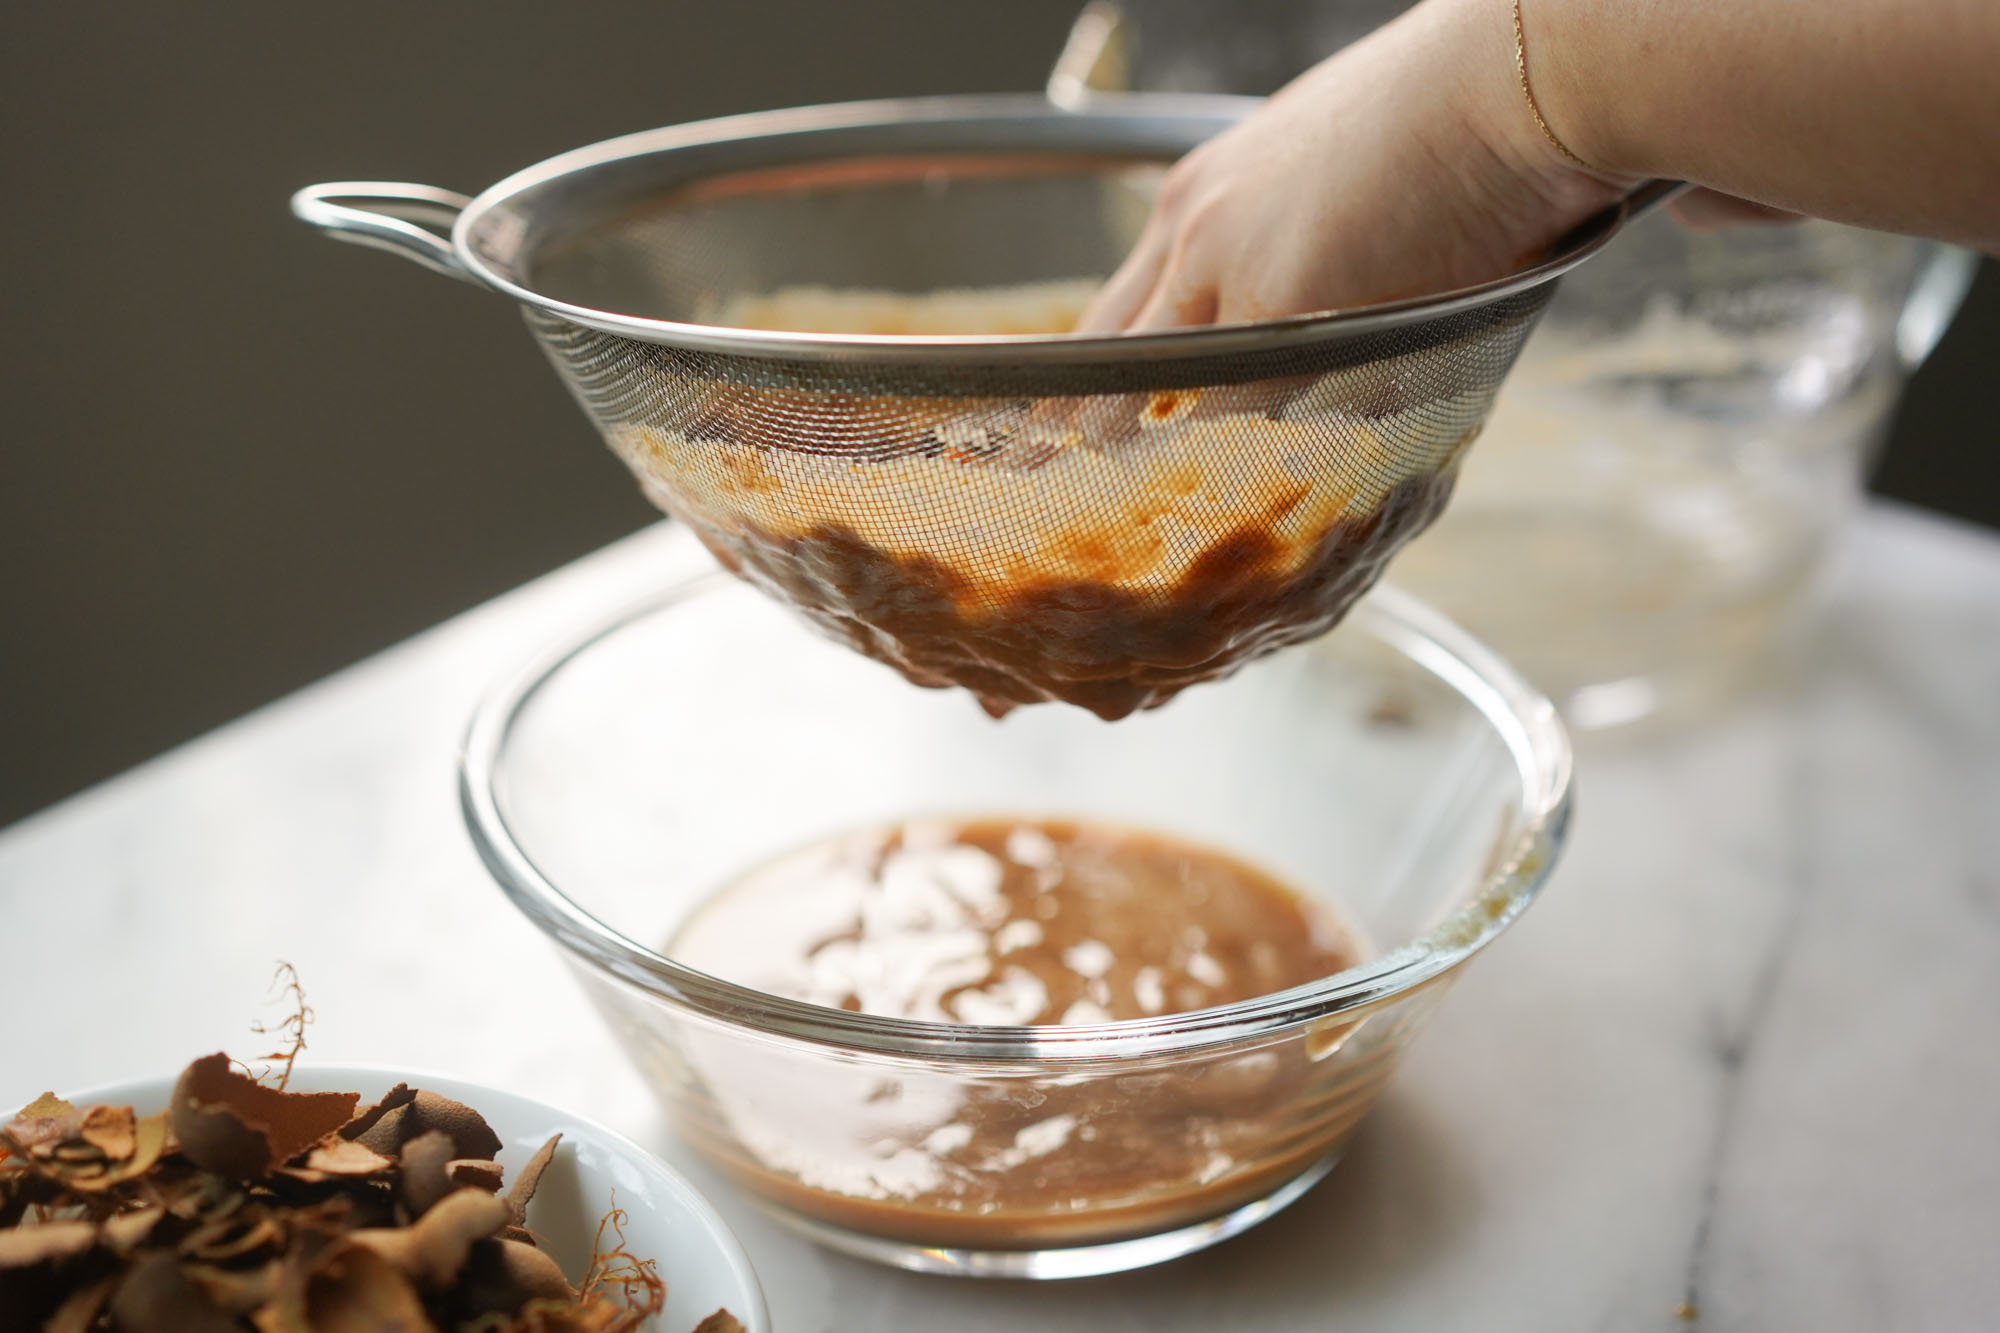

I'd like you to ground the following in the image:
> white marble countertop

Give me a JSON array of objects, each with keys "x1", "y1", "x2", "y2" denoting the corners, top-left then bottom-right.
[{"x1": 5, "y1": 501, "x2": 1997, "y2": 1331}]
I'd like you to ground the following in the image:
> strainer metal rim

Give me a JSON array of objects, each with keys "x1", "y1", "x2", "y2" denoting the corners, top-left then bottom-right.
[
  {"x1": 458, "y1": 570, "x2": 1574, "y2": 1064},
  {"x1": 437, "y1": 91, "x2": 1628, "y2": 366}
]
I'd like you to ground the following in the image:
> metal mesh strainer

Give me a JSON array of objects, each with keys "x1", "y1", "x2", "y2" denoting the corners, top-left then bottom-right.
[{"x1": 294, "y1": 94, "x2": 1647, "y2": 718}]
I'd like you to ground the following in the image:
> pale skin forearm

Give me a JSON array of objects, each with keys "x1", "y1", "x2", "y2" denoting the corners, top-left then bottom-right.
[
  {"x1": 1529, "y1": 0, "x2": 2000, "y2": 249},
  {"x1": 1083, "y1": 0, "x2": 2000, "y2": 332}
]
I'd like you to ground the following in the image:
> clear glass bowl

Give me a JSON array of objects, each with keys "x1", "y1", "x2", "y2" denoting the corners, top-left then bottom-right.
[{"x1": 460, "y1": 572, "x2": 1572, "y2": 1277}]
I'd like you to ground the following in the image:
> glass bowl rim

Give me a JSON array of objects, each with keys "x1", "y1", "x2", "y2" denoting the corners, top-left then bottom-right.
[{"x1": 459, "y1": 573, "x2": 1574, "y2": 1063}]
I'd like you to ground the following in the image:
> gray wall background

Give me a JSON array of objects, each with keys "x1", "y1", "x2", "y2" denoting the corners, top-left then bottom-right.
[{"x1": 4, "y1": 1, "x2": 1996, "y2": 828}]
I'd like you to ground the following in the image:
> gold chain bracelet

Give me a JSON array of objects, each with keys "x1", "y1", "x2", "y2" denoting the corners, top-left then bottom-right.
[{"x1": 1512, "y1": 0, "x2": 1592, "y2": 170}]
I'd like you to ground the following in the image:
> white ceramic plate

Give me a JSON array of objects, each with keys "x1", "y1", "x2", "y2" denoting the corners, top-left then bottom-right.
[{"x1": 66, "y1": 1065, "x2": 768, "y2": 1333}]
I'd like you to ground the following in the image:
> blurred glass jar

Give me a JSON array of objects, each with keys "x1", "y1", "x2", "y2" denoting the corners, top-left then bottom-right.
[
  {"x1": 1054, "y1": 1, "x2": 1977, "y2": 731},
  {"x1": 1389, "y1": 221, "x2": 1975, "y2": 730}
]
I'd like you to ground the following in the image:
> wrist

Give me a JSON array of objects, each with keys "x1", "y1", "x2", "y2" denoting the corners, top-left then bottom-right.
[
  {"x1": 1431, "y1": 0, "x2": 1629, "y2": 222},
  {"x1": 1508, "y1": 0, "x2": 1647, "y2": 182}
]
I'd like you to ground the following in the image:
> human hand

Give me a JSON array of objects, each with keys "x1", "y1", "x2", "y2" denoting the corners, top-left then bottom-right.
[{"x1": 1078, "y1": 0, "x2": 1628, "y2": 332}]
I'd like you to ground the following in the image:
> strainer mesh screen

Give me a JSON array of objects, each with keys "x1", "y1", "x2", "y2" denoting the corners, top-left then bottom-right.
[{"x1": 515, "y1": 156, "x2": 1548, "y2": 719}]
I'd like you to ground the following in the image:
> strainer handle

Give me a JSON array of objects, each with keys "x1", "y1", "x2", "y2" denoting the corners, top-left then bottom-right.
[
  {"x1": 290, "y1": 182, "x2": 479, "y2": 286},
  {"x1": 1621, "y1": 178, "x2": 1693, "y2": 221}
]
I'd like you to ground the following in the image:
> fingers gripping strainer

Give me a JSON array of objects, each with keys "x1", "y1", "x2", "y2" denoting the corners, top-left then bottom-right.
[{"x1": 296, "y1": 94, "x2": 1647, "y2": 719}]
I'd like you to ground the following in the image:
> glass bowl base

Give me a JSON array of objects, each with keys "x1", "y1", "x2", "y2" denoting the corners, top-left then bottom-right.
[{"x1": 741, "y1": 1153, "x2": 1342, "y2": 1279}]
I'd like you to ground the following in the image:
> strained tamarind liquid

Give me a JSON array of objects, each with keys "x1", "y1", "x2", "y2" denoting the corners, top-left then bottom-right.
[{"x1": 661, "y1": 818, "x2": 1387, "y2": 1249}]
